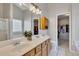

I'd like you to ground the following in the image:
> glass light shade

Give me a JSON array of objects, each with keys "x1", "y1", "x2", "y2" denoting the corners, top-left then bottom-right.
[
  {"x1": 38, "y1": 11, "x2": 42, "y2": 14},
  {"x1": 36, "y1": 9, "x2": 39, "y2": 14},
  {"x1": 36, "y1": 8, "x2": 39, "y2": 12},
  {"x1": 32, "y1": 7, "x2": 36, "y2": 13},
  {"x1": 32, "y1": 10, "x2": 36, "y2": 13},
  {"x1": 29, "y1": 5, "x2": 35, "y2": 11}
]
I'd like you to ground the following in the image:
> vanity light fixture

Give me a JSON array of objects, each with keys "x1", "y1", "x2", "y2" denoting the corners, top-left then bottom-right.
[
  {"x1": 18, "y1": 3, "x2": 42, "y2": 14},
  {"x1": 36, "y1": 8, "x2": 42, "y2": 14},
  {"x1": 29, "y1": 5, "x2": 35, "y2": 11},
  {"x1": 18, "y1": 3, "x2": 26, "y2": 6},
  {"x1": 37, "y1": 10, "x2": 42, "y2": 14},
  {"x1": 30, "y1": 3, "x2": 42, "y2": 14}
]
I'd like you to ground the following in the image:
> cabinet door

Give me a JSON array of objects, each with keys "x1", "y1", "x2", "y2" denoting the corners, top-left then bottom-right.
[
  {"x1": 42, "y1": 41, "x2": 48, "y2": 56},
  {"x1": 35, "y1": 51, "x2": 41, "y2": 56},
  {"x1": 23, "y1": 49, "x2": 35, "y2": 56},
  {"x1": 42, "y1": 45, "x2": 48, "y2": 56},
  {"x1": 35, "y1": 44, "x2": 42, "y2": 56},
  {"x1": 36, "y1": 45, "x2": 41, "y2": 53}
]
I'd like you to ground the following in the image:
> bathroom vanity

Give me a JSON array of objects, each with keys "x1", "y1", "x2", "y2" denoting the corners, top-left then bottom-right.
[
  {"x1": 23, "y1": 36, "x2": 51, "y2": 56},
  {"x1": 0, "y1": 35, "x2": 51, "y2": 56}
]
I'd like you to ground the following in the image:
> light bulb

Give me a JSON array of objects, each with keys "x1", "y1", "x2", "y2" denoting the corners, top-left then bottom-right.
[
  {"x1": 35, "y1": 8, "x2": 39, "y2": 14},
  {"x1": 32, "y1": 7, "x2": 36, "y2": 13},
  {"x1": 39, "y1": 11, "x2": 42, "y2": 14},
  {"x1": 36, "y1": 11, "x2": 39, "y2": 14},
  {"x1": 33, "y1": 10, "x2": 36, "y2": 13},
  {"x1": 36, "y1": 8, "x2": 39, "y2": 12},
  {"x1": 29, "y1": 5, "x2": 35, "y2": 11}
]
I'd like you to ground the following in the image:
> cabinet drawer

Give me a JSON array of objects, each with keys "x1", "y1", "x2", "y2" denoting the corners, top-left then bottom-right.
[
  {"x1": 36, "y1": 45, "x2": 41, "y2": 53},
  {"x1": 24, "y1": 49, "x2": 35, "y2": 56}
]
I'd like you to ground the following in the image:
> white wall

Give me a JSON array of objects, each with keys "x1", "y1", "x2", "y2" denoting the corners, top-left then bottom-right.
[
  {"x1": 47, "y1": 3, "x2": 71, "y2": 54},
  {"x1": 47, "y1": 3, "x2": 79, "y2": 52},
  {"x1": 71, "y1": 4, "x2": 79, "y2": 51},
  {"x1": 48, "y1": 3, "x2": 71, "y2": 40}
]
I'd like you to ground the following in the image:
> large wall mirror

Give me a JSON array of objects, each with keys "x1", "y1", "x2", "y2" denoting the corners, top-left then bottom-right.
[
  {"x1": 0, "y1": 3, "x2": 41, "y2": 41},
  {"x1": 12, "y1": 4, "x2": 32, "y2": 39}
]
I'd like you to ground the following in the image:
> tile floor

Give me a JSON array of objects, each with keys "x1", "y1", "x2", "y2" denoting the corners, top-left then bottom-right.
[{"x1": 49, "y1": 39, "x2": 79, "y2": 56}]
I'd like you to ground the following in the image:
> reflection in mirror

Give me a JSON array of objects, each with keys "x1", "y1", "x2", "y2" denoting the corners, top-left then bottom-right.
[
  {"x1": 12, "y1": 19, "x2": 23, "y2": 38},
  {"x1": 0, "y1": 3, "x2": 41, "y2": 41},
  {"x1": 24, "y1": 9, "x2": 31, "y2": 32},
  {"x1": 0, "y1": 18, "x2": 8, "y2": 41},
  {"x1": 12, "y1": 4, "x2": 32, "y2": 39},
  {"x1": 12, "y1": 4, "x2": 24, "y2": 39},
  {"x1": 0, "y1": 3, "x2": 10, "y2": 41}
]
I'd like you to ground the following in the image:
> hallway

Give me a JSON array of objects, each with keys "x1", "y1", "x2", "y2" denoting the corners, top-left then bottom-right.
[{"x1": 58, "y1": 39, "x2": 69, "y2": 56}]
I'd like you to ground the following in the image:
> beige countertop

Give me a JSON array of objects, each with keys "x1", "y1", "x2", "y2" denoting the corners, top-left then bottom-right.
[{"x1": 0, "y1": 35, "x2": 50, "y2": 56}]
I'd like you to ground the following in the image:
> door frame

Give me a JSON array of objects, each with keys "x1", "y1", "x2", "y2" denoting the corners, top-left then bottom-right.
[{"x1": 56, "y1": 12, "x2": 72, "y2": 51}]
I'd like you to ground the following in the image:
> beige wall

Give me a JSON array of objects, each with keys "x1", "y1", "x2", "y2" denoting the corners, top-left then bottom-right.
[
  {"x1": 59, "y1": 18, "x2": 69, "y2": 26},
  {"x1": 0, "y1": 3, "x2": 3, "y2": 18},
  {"x1": 0, "y1": 4, "x2": 10, "y2": 41}
]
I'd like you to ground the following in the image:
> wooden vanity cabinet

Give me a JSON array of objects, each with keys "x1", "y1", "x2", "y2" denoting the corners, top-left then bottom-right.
[{"x1": 23, "y1": 39, "x2": 51, "y2": 56}]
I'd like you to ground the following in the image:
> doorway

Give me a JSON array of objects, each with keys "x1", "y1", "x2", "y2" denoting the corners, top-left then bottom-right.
[{"x1": 57, "y1": 14, "x2": 69, "y2": 52}]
